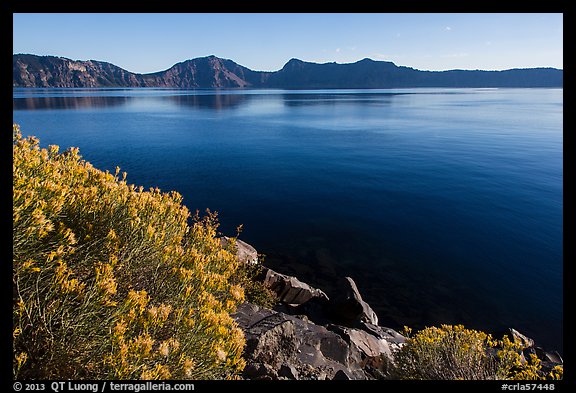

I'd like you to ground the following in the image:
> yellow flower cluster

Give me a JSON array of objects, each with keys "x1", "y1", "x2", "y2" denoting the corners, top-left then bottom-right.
[
  {"x1": 54, "y1": 260, "x2": 86, "y2": 296},
  {"x1": 13, "y1": 124, "x2": 247, "y2": 380},
  {"x1": 394, "y1": 324, "x2": 562, "y2": 380}
]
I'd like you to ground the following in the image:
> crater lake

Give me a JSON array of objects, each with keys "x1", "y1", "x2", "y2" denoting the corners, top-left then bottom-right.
[{"x1": 13, "y1": 87, "x2": 563, "y2": 352}]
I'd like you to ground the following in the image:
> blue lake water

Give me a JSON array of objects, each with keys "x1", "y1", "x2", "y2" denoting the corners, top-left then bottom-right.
[{"x1": 13, "y1": 88, "x2": 563, "y2": 352}]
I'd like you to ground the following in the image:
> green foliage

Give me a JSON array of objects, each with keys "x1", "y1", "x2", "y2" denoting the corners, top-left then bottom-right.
[
  {"x1": 13, "y1": 124, "x2": 247, "y2": 379},
  {"x1": 393, "y1": 324, "x2": 562, "y2": 380},
  {"x1": 232, "y1": 254, "x2": 278, "y2": 309}
]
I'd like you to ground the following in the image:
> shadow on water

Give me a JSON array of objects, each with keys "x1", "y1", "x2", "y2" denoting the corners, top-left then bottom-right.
[
  {"x1": 168, "y1": 94, "x2": 254, "y2": 110},
  {"x1": 281, "y1": 92, "x2": 407, "y2": 107},
  {"x1": 13, "y1": 93, "x2": 254, "y2": 112},
  {"x1": 168, "y1": 91, "x2": 407, "y2": 110},
  {"x1": 13, "y1": 91, "x2": 408, "y2": 111},
  {"x1": 13, "y1": 96, "x2": 131, "y2": 110}
]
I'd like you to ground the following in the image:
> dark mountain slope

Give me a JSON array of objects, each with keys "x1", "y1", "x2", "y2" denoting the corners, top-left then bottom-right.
[{"x1": 13, "y1": 54, "x2": 563, "y2": 89}]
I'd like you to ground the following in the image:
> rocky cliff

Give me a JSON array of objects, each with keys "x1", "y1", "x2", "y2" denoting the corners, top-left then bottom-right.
[
  {"x1": 13, "y1": 54, "x2": 145, "y2": 88},
  {"x1": 14, "y1": 54, "x2": 563, "y2": 89}
]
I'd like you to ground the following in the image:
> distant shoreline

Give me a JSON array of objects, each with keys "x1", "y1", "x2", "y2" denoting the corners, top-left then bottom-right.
[{"x1": 13, "y1": 54, "x2": 563, "y2": 89}]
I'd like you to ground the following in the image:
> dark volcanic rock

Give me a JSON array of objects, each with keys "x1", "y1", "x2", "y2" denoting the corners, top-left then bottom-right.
[
  {"x1": 263, "y1": 268, "x2": 329, "y2": 306},
  {"x1": 232, "y1": 303, "x2": 369, "y2": 380},
  {"x1": 356, "y1": 322, "x2": 406, "y2": 351},
  {"x1": 224, "y1": 237, "x2": 561, "y2": 380},
  {"x1": 284, "y1": 296, "x2": 333, "y2": 327},
  {"x1": 242, "y1": 362, "x2": 278, "y2": 380},
  {"x1": 278, "y1": 364, "x2": 299, "y2": 380},
  {"x1": 533, "y1": 347, "x2": 563, "y2": 365},
  {"x1": 328, "y1": 276, "x2": 379, "y2": 327},
  {"x1": 332, "y1": 369, "x2": 352, "y2": 380},
  {"x1": 326, "y1": 324, "x2": 394, "y2": 378},
  {"x1": 509, "y1": 328, "x2": 535, "y2": 349}
]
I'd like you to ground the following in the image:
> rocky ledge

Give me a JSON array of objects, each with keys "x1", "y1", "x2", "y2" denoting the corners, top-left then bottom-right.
[
  {"x1": 233, "y1": 273, "x2": 405, "y2": 380},
  {"x1": 231, "y1": 241, "x2": 563, "y2": 380}
]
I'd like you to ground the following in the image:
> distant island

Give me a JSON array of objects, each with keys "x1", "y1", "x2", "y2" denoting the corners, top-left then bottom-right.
[{"x1": 13, "y1": 54, "x2": 563, "y2": 89}]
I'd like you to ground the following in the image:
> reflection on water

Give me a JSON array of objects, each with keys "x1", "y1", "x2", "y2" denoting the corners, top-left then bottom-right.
[
  {"x1": 13, "y1": 95, "x2": 131, "y2": 110},
  {"x1": 168, "y1": 94, "x2": 253, "y2": 110},
  {"x1": 281, "y1": 92, "x2": 405, "y2": 107},
  {"x1": 13, "y1": 90, "x2": 411, "y2": 111},
  {"x1": 13, "y1": 92, "x2": 256, "y2": 111}
]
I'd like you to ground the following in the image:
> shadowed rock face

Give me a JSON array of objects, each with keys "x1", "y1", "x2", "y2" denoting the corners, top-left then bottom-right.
[
  {"x1": 14, "y1": 54, "x2": 563, "y2": 88},
  {"x1": 328, "y1": 276, "x2": 379, "y2": 326}
]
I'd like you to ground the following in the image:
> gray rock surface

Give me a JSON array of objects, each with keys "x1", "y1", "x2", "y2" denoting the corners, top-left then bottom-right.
[
  {"x1": 326, "y1": 324, "x2": 395, "y2": 378},
  {"x1": 220, "y1": 236, "x2": 258, "y2": 265},
  {"x1": 509, "y1": 328, "x2": 535, "y2": 349},
  {"x1": 264, "y1": 268, "x2": 329, "y2": 305},
  {"x1": 358, "y1": 322, "x2": 406, "y2": 344},
  {"x1": 327, "y1": 324, "x2": 392, "y2": 359},
  {"x1": 233, "y1": 303, "x2": 370, "y2": 380}
]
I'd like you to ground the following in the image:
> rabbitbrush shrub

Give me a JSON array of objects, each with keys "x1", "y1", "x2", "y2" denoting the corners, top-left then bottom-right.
[
  {"x1": 393, "y1": 324, "x2": 563, "y2": 380},
  {"x1": 232, "y1": 253, "x2": 278, "y2": 309},
  {"x1": 13, "y1": 124, "x2": 246, "y2": 379}
]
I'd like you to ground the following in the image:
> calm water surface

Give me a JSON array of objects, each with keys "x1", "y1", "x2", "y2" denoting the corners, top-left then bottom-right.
[{"x1": 13, "y1": 88, "x2": 563, "y2": 352}]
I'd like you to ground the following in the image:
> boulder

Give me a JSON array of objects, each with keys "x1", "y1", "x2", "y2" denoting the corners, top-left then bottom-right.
[
  {"x1": 349, "y1": 327, "x2": 390, "y2": 358},
  {"x1": 543, "y1": 350, "x2": 563, "y2": 364},
  {"x1": 509, "y1": 328, "x2": 535, "y2": 349},
  {"x1": 329, "y1": 276, "x2": 379, "y2": 326},
  {"x1": 242, "y1": 362, "x2": 278, "y2": 380},
  {"x1": 278, "y1": 364, "x2": 299, "y2": 380},
  {"x1": 358, "y1": 322, "x2": 406, "y2": 343},
  {"x1": 534, "y1": 347, "x2": 563, "y2": 364},
  {"x1": 234, "y1": 303, "x2": 298, "y2": 371},
  {"x1": 232, "y1": 302, "x2": 369, "y2": 380},
  {"x1": 522, "y1": 347, "x2": 563, "y2": 377},
  {"x1": 327, "y1": 324, "x2": 395, "y2": 379},
  {"x1": 264, "y1": 268, "x2": 329, "y2": 306},
  {"x1": 356, "y1": 322, "x2": 406, "y2": 352},
  {"x1": 231, "y1": 272, "x2": 408, "y2": 380},
  {"x1": 327, "y1": 325, "x2": 392, "y2": 359},
  {"x1": 220, "y1": 236, "x2": 258, "y2": 264}
]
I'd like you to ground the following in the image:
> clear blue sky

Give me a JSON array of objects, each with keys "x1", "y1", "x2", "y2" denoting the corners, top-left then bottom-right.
[{"x1": 13, "y1": 13, "x2": 563, "y2": 73}]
